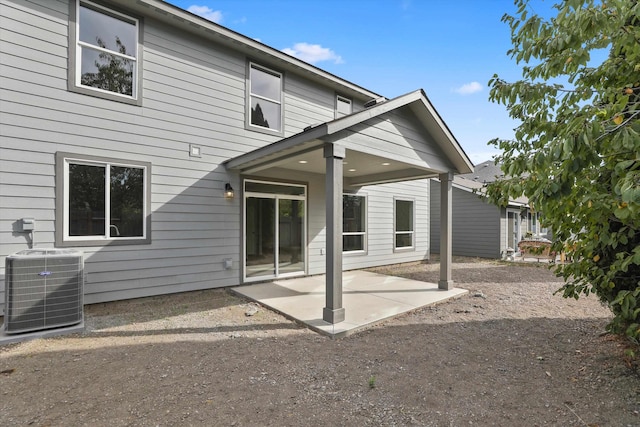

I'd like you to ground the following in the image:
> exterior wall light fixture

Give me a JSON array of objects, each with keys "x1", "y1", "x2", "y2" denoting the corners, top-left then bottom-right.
[{"x1": 224, "y1": 183, "x2": 235, "y2": 199}]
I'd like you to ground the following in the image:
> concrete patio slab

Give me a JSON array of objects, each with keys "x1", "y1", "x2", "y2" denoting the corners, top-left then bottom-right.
[{"x1": 232, "y1": 271, "x2": 468, "y2": 338}]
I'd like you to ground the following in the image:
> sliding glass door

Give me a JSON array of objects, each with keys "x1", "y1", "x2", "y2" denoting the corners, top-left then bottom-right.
[
  {"x1": 245, "y1": 197, "x2": 276, "y2": 278},
  {"x1": 244, "y1": 180, "x2": 306, "y2": 281}
]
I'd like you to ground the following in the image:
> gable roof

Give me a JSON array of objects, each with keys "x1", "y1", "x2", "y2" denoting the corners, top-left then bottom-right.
[
  {"x1": 458, "y1": 160, "x2": 504, "y2": 183},
  {"x1": 449, "y1": 172, "x2": 529, "y2": 208},
  {"x1": 225, "y1": 90, "x2": 473, "y2": 184}
]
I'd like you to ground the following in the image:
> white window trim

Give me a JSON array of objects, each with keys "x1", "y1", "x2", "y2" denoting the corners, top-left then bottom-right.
[
  {"x1": 56, "y1": 152, "x2": 151, "y2": 246},
  {"x1": 393, "y1": 197, "x2": 415, "y2": 252},
  {"x1": 343, "y1": 193, "x2": 367, "y2": 254},
  {"x1": 247, "y1": 62, "x2": 284, "y2": 135},
  {"x1": 69, "y1": 0, "x2": 142, "y2": 105}
]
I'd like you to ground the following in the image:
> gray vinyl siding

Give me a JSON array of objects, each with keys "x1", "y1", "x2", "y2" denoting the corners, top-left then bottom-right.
[
  {"x1": 341, "y1": 107, "x2": 454, "y2": 173},
  {"x1": 0, "y1": 0, "x2": 341, "y2": 309},
  {"x1": 1, "y1": 0, "x2": 433, "y2": 311},
  {"x1": 430, "y1": 180, "x2": 501, "y2": 258}
]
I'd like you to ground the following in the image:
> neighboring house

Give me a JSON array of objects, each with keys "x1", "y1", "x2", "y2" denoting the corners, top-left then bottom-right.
[
  {"x1": 0, "y1": 0, "x2": 473, "y2": 323},
  {"x1": 430, "y1": 160, "x2": 546, "y2": 259}
]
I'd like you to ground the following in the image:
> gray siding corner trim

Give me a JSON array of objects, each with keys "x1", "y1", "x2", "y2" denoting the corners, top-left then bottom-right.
[{"x1": 55, "y1": 152, "x2": 152, "y2": 247}]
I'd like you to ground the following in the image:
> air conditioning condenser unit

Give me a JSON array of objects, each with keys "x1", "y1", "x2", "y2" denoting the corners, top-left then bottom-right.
[{"x1": 4, "y1": 249, "x2": 84, "y2": 334}]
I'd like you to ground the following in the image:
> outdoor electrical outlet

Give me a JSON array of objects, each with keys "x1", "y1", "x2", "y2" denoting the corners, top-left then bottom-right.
[{"x1": 21, "y1": 218, "x2": 35, "y2": 231}]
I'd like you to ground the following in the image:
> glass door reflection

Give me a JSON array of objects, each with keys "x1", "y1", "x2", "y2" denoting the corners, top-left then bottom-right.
[
  {"x1": 278, "y1": 199, "x2": 305, "y2": 275},
  {"x1": 245, "y1": 197, "x2": 276, "y2": 278}
]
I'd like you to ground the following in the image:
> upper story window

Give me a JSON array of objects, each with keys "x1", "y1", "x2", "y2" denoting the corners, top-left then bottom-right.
[
  {"x1": 336, "y1": 95, "x2": 352, "y2": 118},
  {"x1": 70, "y1": 1, "x2": 141, "y2": 104},
  {"x1": 248, "y1": 63, "x2": 283, "y2": 134},
  {"x1": 343, "y1": 194, "x2": 366, "y2": 253},
  {"x1": 394, "y1": 198, "x2": 415, "y2": 251},
  {"x1": 56, "y1": 153, "x2": 151, "y2": 246}
]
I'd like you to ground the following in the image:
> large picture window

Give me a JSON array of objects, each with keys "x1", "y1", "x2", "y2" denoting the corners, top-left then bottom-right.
[
  {"x1": 56, "y1": 153, "x2": 151, "y2": 246},
  {"x1": 343, "y1": 194, "x2": 366, "y2": 252},
  {"x1": 70, "y1": 0, "x2": 141, "y2": 103},
  {"x1": 394, "y1": 198, "x2": 414, "y2": 250},
  {"x1": 248, "y1": 63, "x2": 283, "y2": 133}
]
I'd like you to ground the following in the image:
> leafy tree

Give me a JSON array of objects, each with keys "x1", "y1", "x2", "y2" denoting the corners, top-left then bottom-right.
[
  {"x1": 68, "y1": 164, "x2": 105, "y2": 236},
  {"x1": 110, "y1": 166, "x2": 144, "y2": 237},
  {"x1": 486, "y1": 0, "x2": 640, "y2": 344},
  {"x1": 251, "y1": 103, "x2": 270, "y2": 128},
  {"x1": 81, "y1": 37, "x2": 134, "y2": 96}
]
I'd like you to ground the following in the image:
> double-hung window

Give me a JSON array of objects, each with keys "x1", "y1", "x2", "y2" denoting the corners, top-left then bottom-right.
[
  {"x1": 394, "y1": 198, "x2": 415, "y2": 250},
  {"x1": 56, "y1": 153, "x2": 151, "y2": 246},
  {"x1": 71, "y1": 0, "x2": 141, "y2": 103},
  {"x1": 248, "y1": 63, "x2": 283, "y2": 133},
  {"x1": 343, "y1": 194, "x2": 366, "y2": 253}
]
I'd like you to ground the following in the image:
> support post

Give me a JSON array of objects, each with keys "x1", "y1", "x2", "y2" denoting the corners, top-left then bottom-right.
[
  {"x1": 323, "y1": 143, "x2": 346, "y2": 324},
  {"x1": 439, "y1": 172, "x2": 454, "y2": 290}
]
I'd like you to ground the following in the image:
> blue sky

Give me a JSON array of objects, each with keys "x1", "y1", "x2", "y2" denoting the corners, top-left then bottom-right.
[{"x1": 165, "y1": 0, "x2": 552, "y2": 164}]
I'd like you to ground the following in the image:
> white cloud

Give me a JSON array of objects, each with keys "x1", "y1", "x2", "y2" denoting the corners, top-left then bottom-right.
[
  {"x1": 187, "y1": 5, "x2": 223, "y2": 23},
  {"x1": 453, "y1": 81, "x2": 483, "y2": 95},
  {"x1": 282, "y1": 43, "x2": 344, "y2": 65}
]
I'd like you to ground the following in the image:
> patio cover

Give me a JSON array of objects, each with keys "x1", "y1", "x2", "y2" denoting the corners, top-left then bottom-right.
[{"x1": 225, "y1": 89, "x2": 474, "y2": 324}]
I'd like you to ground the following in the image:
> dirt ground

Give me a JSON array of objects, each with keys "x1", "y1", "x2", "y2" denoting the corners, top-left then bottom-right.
[{"x1": 0, "y1": 258, "x2": 638, "y2": 426}]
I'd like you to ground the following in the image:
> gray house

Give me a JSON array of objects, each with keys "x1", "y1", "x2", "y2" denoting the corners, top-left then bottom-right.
[
  {"x1": 0, "y1": 0, "x2": 473, "y2": 323},
  {"x1": 430, "y1": 160, "x2": 545, "y2": 259}
]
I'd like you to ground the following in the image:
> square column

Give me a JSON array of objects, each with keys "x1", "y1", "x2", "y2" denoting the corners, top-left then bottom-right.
[
  {"x1": 323, "y1": 143, "x2": 346, "y2": 324},
  {"x1": 439, "y1": 172, "x2": 454, "y2": 290}
]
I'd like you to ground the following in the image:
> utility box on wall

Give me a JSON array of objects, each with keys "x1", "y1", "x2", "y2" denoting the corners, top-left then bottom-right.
[{"x1": 4, "y1": 249, "x2": 84, "y2": 334}]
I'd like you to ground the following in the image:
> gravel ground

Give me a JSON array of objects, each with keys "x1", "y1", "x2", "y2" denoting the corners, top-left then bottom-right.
[{"x1": 0, "y1": 257, "x2": 638, "y2": 426}]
